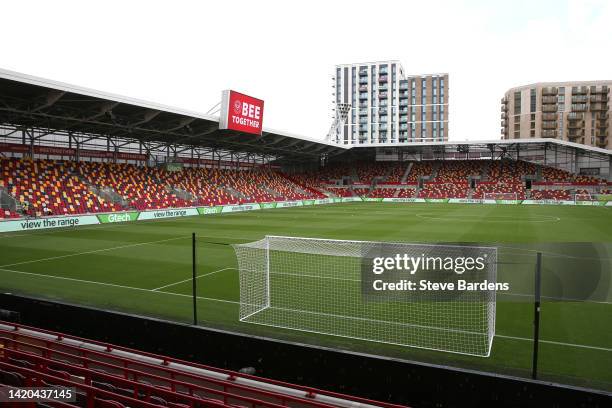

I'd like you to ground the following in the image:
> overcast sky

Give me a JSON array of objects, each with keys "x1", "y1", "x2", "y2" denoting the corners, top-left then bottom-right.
[{"x1": 2, "y1": 0, "x2": 611, "y2": 142}]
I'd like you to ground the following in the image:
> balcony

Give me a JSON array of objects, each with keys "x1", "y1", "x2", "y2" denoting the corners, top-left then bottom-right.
[
  {"x1": 501, "y1": 104, "x2": 508, "y2": 112},
  {"x1": 596, "y1": 130, "x2": 609, "y2": 138},
  {"x1": 542, "y1": 105, "x2": 558, "y2": 112},
  {"x1": 400, "y1": 117, "x2": 408, "y2": 124},
  {"x1": 379, "y1": 107, "x2": 388, "y2": 115},
  {"x1": 359, "y1": 85, "x2": 368, "y2": 91},
  {"x1": 541, "y1": 130, "x2": 558, "y2": 138},
  {"x1": 501, "y1": 111, "x2": 507, "y2": 119},
  {"x1": 379, "y1": 68, "x2": 388, "y2": 75},
  {"x1": 590, "y1": 86, "x2": 609, "y2": 94},
  {"x1": 379, "y1": 75, "x2": 388, "y2": 83},
  {"x1": 596, "y1": 113, "x2": 609, "y2": 120},
  {"x1": 379, "y1": 92, "x2": 388, "y2": 99},
  {"x1": 501, "y1": 120, "x2": 506, "y2": 127},
  {"x1": 567, "y1": 129, "x2": 585, "y2": 138},
  {"x1": 571, "y1": 95, "x2": 588, "y2": 103},
  {"x1": 596, "y1": 139, "x2": 608, "y2": 148},
  {"x1": 359, "y1": 70, "x2": 368, "y2": 77},
  {"x1": 571, "y1": 104, "x2": 587, "y2": 111},
  {"x1": 541, "y1": 121, "x2": 557, "y2": 129},
  {"x1": 567, "y1": 120, "x2": 584, "y2": 129},
  {"x1": 359, "y1": 78, "x2": 368, "y2": 84},
  {"x1": 567, "y1": 112, "x2": 584, "y2": 120},
  {"x1": 542, "y1": 96, "x2": 558, "y2": 104},
  {"x1": 379, "y1": 101, "x2": 388, "y2": 107},
  {"x1": 542, "y1": 87, "x2": 558, "y2": 95},
  {"x1": 359, "y1": 119, "x2": 368, "y2": 124},
  {"x1": 541, "y1": 113, "x2": 557, "y2": 120},
  {"x1": 590, "y1": 103, "x2": 608, "y2": 111},
  {"x1": 590, "y1": 95, "x2": 609, "y2": 103},
  {"x1": 399, "y1": 100, "x2": 408, "y2": 106},
  {"x1": 572, "y1": 86, "x2": 588, "y2": 95},
  {"x1": 359, "y1": 93, "x2": 368, "y2": 100},
  {"x1": 399, "y1": 92, "x2": 409, "y2": 99},
  {"x1": 400, "y1": 83, "x2": 409, "y2": 90},
  {"x1": 359, "y1": 109, "x2": 368, "y2": 116}
]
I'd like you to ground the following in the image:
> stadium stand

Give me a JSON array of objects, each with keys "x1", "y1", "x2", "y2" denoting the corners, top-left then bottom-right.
[
  {"x1": 530, "y1": 189, "x2": 572, "y2": 201},
  {"x1": 0, "y1": 321, "x2": 401, "y2": 408},
  {"x1": 1, "y1": 157, "x2": 610, "y2": 219},
  {"x1": 368, "y1": 188, "x2": 398, "y2": 198},
  {"x1": 396, "y1": 188, "x2": 416, "y2": 198},
  {"x1": 1, "y1": 158, "x2": 122, "y2": 216}
]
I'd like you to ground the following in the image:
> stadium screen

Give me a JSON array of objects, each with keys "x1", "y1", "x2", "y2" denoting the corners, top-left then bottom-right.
[{"x1": 219, "y1": 90, "x2": 264, "y2": 136}]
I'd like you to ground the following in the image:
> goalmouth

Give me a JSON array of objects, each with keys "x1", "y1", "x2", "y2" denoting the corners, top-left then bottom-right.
[{"x1": 233, "y1": 236, "x2": 497, "y2": 357}]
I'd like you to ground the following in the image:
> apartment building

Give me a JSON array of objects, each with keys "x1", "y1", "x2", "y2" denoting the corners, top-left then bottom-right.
[
  {"x1": 331, "y1": 61, "x2": 448, "y2": 145},
  {"x1": 501, "y1": 81, "x2": 610, "y2": 149}
]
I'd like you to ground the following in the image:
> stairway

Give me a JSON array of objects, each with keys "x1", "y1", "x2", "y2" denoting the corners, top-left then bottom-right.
[{"x1": 400, "y1": 162, "x2": 413, "y2": 184}]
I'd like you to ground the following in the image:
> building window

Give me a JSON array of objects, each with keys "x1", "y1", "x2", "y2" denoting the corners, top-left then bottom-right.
[{"x1": 514, "y1": 91, "x2": 521, "y2": 115}]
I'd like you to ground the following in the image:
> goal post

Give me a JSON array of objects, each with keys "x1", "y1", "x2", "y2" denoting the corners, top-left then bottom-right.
[
  {"x1": 233, "y1": 236, "x2": 497, "y2": 357},
  {"x1": 574, "y1": 192, "x2": 593, "y2": 203}
]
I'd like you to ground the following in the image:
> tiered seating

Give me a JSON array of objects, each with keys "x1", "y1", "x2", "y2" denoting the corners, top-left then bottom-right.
[
  {"x1": 473, "y1": 160, "x2": 530, "y2": 200},
  {"x1": 531, "y1": 189, "x2": 572, "y2": 200},
  {"x1": 1, "y1": 158, "x2": 121, "y2": 216},
  {"x1": 418, "y1": 183, "x2": 468, "y2": 199},
  {"x1": 77, "y1": 162, "x2": 191, "y2": 210},
  {"x1": 327, "y1": 187, "x2": 354, "y2": 197},
  {"x1": 386, "y1": 163, "x2": 408, "y2": 183},
  {"x1": 258, "y1": 170, "x2": 321, "y2": 201},
  {"x1": 0, "y1": 321, "x2": 401, "y2": 408},
  {"x1": 369, "y1": 188, "x2": 397, "y2": 198},
  {"x1": 396, "y1": 188, "x2": 416, "y2": 198},
  {"x1": 355, "y1": 161, "x2": 391, "y2": 183},
  {"x1": 1, "y1": 209, "x2": 21, "y2": 219},
  {"x1": 541, "y1": 165, "x2": 604, "y2": 184},
  {"x1": 352, "y1": 188, "x2": 369, "y2": 196},
  {"x1": 284, "y1": 173, "x2": 328, "y2": 198},
  {"x1": 161, "y1": 167, "x2": 237, "y2": 206},
  {"x1": 435, "y1": 161, "x2": 482, "y2": 183},
  {"x1": 405, "y1": 162, "x2": 433, "y2": 183}
]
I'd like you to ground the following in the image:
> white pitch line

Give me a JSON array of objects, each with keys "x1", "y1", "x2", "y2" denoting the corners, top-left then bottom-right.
[
  {"x1": 0, "y1": 236, "x2": 187, "y2": 269},
  {"x1": 496, "y1": 334, "x2": 612, "y2": 352},
  {"x1": 0, "y1": 267, "x2": 239, "y2": 305},
  {"x1": 152, "y1": 267, "x2": 236, "y2": 291},
  {"x1": 0, "y1": 266, "x2": 610, "y2": 352}
]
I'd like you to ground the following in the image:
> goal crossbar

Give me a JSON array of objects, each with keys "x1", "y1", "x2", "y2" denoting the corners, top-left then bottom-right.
[{"x1": 233, "y1": 235, "x2": 497, "y2": 357}]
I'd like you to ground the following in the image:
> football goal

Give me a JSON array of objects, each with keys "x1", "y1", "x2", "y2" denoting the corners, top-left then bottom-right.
[
  {"x1": 574, "y1": 193, "x2": 593, "y2": 203},
  {"x1": 233, "y1": 236, "x2": 497, "y2": 357},
  {"x1": 483, "y1": 192, "x2": 518, "y2": 201}
]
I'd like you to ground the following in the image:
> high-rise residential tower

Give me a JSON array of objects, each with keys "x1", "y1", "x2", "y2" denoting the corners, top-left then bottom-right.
[{"x1": 330, "y1": 61, "x2": 448, "y2": 145}]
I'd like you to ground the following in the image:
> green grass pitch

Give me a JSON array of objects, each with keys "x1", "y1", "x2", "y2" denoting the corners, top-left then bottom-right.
[{"x1": 0, "y1": 203, "x2": 611, "y2": 391}]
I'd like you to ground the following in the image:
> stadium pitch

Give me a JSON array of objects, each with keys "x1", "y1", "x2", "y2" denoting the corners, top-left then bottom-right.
[{"x1": 0, "y1": 202, "x2": 611, "y2": 391}]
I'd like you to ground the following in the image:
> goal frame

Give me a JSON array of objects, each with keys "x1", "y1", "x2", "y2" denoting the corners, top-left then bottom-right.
[
  {"x1": 234, "y1": 235, "x2": 497, "y2": 357},
  {"x1": 574, "y1": 192, "x2": 593, "y2": 203}
]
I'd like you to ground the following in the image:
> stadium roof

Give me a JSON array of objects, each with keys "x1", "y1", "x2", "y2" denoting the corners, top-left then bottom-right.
[
  {"x1": 0, "y1": 68, "x2": 610, "y2": 164},
  {"x1": 0, "y1": 68, "x2": 346, "y2": 161}
]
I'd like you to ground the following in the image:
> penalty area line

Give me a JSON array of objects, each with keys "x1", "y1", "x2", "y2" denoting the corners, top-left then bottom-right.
[
  {"x1": 0, "y1": 267, "x2": 239, "y2": 305},
  {"x1": 152, "y1": 267, "x2": 236, "y2": 291},
  {"x1": 0, "y1": 236, "x2": 188, "y2": 269}
]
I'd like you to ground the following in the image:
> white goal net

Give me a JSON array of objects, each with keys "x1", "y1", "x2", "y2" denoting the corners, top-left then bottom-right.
[
  {"x1": 574, "y1": 193, "x2": 593, "y2": 202},
  {"x1": 233, "y1": 236, "x2": 497, "y2": 357}
]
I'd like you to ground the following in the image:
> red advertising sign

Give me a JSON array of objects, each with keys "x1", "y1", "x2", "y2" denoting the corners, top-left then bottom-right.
[{"x1": 219, "y1": 90, "x2": 264, "y2": 136}]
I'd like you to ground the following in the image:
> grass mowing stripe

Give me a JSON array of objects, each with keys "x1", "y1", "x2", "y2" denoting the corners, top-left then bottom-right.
[
  {"x1": 152, "y1": 267, "x2": 236, "y2": 291},
  {"x1": 0, "y1": 267, "x2": 239, "y2": 304},
  {"x1": 0, "y1": 236, "x2": 187, "y2": 268}
]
